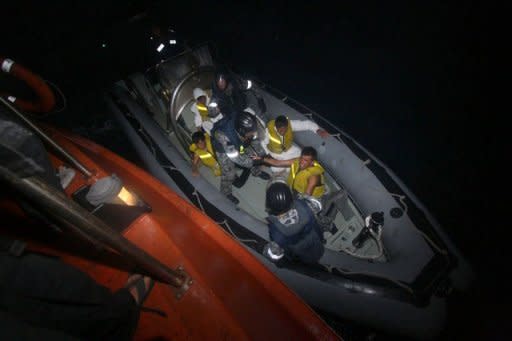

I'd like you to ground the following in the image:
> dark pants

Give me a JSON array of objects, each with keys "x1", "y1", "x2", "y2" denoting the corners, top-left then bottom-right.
[
  {"x1": 217, "y1": 153, "x2": 264, "y2": 196},
  {"x1": 0, "y1": 253, "x2": 139, "y2": 340}
]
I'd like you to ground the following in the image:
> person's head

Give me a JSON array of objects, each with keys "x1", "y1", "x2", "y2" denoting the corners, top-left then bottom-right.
[
  {"x1": 274, "y1": 115, "x2": 289, "y2": 136},
  {"x1": 266, "y1": 181, "x2": 293, "y2": 216},
  {"x1": 299, "y1": 146, "x2": 317, "y2": 170},
  {"x1": 235, "y1": 111, "x2": 258, "y2": 141},
  {"x1": 192, "y1": 131, "x2": 206, "y2": 149},
  {"x1": 193, "y1": 88, "x2": 207, "y2": 105},
  {"x1": 215, "y1": 71, "x2": 228, "y2": 91},
  {"x1": 216, "y1": 75, "x2": 227, "y2": 91}
]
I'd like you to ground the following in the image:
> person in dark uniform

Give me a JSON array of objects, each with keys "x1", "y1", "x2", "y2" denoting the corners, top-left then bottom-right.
[
  {"x1": 264, "y1": 181, "x2": 325, "y2": 264},
  {"x1": 210, "y1": 67, "x2": 249, "y2": 120},
  {"x1": 211, "y1": 111, "x2": 270, "y2": 204}
]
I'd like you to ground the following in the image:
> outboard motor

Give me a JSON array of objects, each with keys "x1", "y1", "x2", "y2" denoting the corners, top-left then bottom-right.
[{"x1": 352, "y1": 211, "x2": 384, "y2": 249}]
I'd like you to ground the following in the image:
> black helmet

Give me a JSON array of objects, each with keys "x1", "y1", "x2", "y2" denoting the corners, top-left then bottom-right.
[
  {"x1": 266, "y1": 182, "x2": 293, "y2": 215},
  {"x1": 235, "y1": 111, "x2": 257, "y2": 137}
]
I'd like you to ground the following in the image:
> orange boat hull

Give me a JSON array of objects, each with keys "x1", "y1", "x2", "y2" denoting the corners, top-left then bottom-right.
[{"x1": 1, "y1": 126, "x2": 340, "y2": 340}]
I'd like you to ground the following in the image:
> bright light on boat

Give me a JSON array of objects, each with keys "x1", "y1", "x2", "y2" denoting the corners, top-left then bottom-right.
[
  {"x1": 117, "y1": 186, "x2": 138, "y2": 206},
  {"x1": 246, "y1": 80, "x2": 252, "y2": 89},
  {"x1": 156, "y1": 44, "x2": 165, "y2": 52},
  {"x1": 226, "y1": 150, "x2": 239, "y2": 158},
  {"x1": 169, "y1": 39, "x2": 177, "y2": 45},
  {"x1": 102, "y1": 43, "x2": 107, "y2": 48},
  {"x1": 208, "y1": 102, "x2": 218, "y2": 108}
]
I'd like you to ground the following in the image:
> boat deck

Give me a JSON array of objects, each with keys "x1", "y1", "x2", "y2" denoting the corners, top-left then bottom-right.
[{"x1": 167, "y1": 102, "x2": 382, "y2": 258}]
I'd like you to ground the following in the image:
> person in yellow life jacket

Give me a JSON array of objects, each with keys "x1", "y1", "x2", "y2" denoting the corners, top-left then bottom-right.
[
  {"x1": 190, "y1": 131, "x2": 221, "y2": 177},
  {"x1": 257, "y1": 146, "x2": 325, "y2": 198},
  {"x1": 262, "y1": 115, "x2": 329, "y2": 174},
  {"x1": 190, "y1": 88, "x2": 223, "y2": 135}
]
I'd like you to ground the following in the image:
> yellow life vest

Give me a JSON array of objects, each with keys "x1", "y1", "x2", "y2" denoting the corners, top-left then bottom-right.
[
  {"x1": 196, "y1": 102, "x2": 209, "y2": 120},
  {"x1": 189, "y1": 134, "x2": 221, "y2": 176},
  {"x1": 267, "y1": 118, "x2": 293, "y2": 154},
  {"x1": 287, "y1": 159, "x2": 325, "y2": 198}
]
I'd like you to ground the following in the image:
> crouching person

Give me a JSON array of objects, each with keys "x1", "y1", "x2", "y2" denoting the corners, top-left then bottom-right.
[
  {"x1": 263, "y1": 181, "x2": 324, "y2": 264},
  {"x1": 211, "y1": 111, "x2": 271, "y2": 205}
]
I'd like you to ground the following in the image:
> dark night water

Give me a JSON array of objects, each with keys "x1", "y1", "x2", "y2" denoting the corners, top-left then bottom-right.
[{"x1": 2, "y1": 1, "x2": 496, "y2": 340}]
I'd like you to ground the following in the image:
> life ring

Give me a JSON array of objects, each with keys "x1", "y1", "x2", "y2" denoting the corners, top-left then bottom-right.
[{"x1": 1, "y1": 57, "x2": 56, "y2": 113}]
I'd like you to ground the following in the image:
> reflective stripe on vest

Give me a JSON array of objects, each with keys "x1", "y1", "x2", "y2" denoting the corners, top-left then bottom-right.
[
  {"x1": 196, "y1": 103, "x2": 209, "y2": 120},
  {"x1": 287, "y1": 159, "x2": 325, "y2": 198},
  {"x1": 267, "y1": 118, "x2": 293, "y2": 153},
  {"x1": 225, "y1": 144, "x2": 245, "y2": 159}
]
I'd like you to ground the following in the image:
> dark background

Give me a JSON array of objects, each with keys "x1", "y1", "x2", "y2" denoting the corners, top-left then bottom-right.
[{"x1": 1, "y1": 1, "x2": 495, "y2": 340}]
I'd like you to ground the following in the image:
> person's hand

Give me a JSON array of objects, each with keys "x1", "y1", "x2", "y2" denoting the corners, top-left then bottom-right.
[
  {"x1": 192, "y1": 169, "x2": 199, "y2": 177},
  {"x1": 251, "y1": 155, "x2": 262, "y2": 161},
  {"x1": 317, "y1": 129, "x2": 330, "y2": 138}
]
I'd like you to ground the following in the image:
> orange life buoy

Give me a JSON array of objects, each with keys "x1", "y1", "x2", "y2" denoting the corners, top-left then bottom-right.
[{"x1": 1, "y1": 57, "x2": 56, "y2": 113}]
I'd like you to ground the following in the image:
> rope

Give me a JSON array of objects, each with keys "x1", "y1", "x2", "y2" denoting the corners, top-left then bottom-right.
[
  {"x1": 415, "y1": 229, "x2": 449, "y2": 255},
  {"x1": 368, "y1": 186, "x2": 408, "y2": 214},
  {"x1": 217, "y1": 219, "x2": 258, "y2": 244},
  {"x1": 191, "y1": 190, "x2": 206, "y2": 213},
  {"x1": 329, "y1": 133, "x2": 343, "y2": 143},
  {"x1": 336, "y1": 229, "x2": 384, "y2": 261},
  {"x1": 368, "y1": 186, "x2": 448, "y2": 256},
  {"x1": 161, "y1": 165, "x2": 179, "y2": 172},
  {"x1": 361, "y1": 159, "x2": 371, "y2": 172},
  {"x1": 191, "y1": 190, "x2": 258, "y2": 244}
]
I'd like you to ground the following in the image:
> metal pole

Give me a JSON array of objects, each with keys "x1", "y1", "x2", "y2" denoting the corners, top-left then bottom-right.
[
  {"x1": 0, "y1": 166, "x2": 186, "y2": 287},
  {"x1": 0, "y1": 97, "x2": 93, "y2": 177}
]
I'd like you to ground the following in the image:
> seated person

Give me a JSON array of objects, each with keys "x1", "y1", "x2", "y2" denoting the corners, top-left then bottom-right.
[
  {"x1": 191, "y1": 88, "x2": 222, "y2": 135},
  {"x1": 257, "y1": 146, "x2": 325, "y2": 199},
  {"x1": 190, "y1": 131, "x2": 221, "y2": 177},
  {"x1": 263, "y1": 181, "x2": 324, "y2": 264},
  {"x1": 262, "y1": 115, "x2": 329, "y2": 174}
]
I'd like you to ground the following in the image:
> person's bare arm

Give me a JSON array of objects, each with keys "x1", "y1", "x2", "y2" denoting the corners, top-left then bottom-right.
[
  {"x1": 316, "y1": 128, "x2": 329, "y2": 138},
  {"x1": 192, "y1": 154, "x2": 201, "y2": 176},
  {"x1": 259, "y1": 156, "x2": 295, "y2": 167},
  {"x1": 305, "y1": 174, "x2": 320, "y2": 195},
  {"x1": 290, "y1": 120, "x2": 329, "y2": 138}
]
